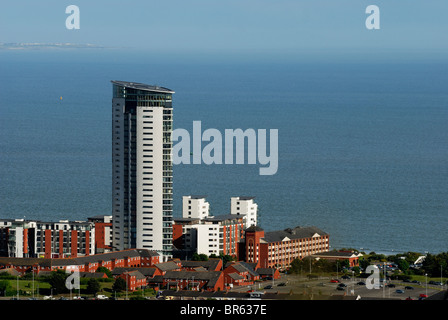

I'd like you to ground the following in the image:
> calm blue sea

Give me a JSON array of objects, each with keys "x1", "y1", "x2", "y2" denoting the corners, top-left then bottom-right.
[{"x1": 1, "y1": 50, "x2": 447, "y2": 255}]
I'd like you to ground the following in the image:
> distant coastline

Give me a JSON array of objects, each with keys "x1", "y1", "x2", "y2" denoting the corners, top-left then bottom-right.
[{"x1": 0, "y1": 42, "x2": 107, "y2": 50}]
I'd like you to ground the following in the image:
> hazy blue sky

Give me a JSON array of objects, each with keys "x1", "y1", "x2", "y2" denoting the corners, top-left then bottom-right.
[{"x1": 0, "y1": 0, "x2": 447, "y2": 60}]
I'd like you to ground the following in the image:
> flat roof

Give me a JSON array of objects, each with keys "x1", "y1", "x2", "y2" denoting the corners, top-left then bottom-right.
[{"x1": 111, "y1": 80, "x2": 174, "y2": 94}]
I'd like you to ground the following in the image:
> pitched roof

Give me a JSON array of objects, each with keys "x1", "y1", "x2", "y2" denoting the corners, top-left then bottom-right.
[
  {"x1": 111, "y1": 267, "x2": 157, "y2": 277},
  {"x1": 312, "y1": 251, "x2": 362, "y2": 258},
  {"x1": 155, "y1": 261, "x2": 180, "y2": 272},
  {"x1": 263, "y1": 226, "x2": 328, "y2": 243},
  {"x1": 225, "y1": 262, "x2": 259, "y2": 278},
  {"x1": 124, "y1": 270, "x2": 146, "y2": 280},
  {"x1": 180, "y1": 259, "x2": 221, "y2": 271},
  {"x1": 245, "y1": 225, "x2": 264, "y2": 232},
  {"x1": 79, "y1": 272, "x2": 107, "y2": 279},
  {"x1": 228, "y1": 273, "x2": 244, "y2": 281},
  {"x1": 0, "y1": 267, "x2": 20, "y2": 276},
  {"x1": 255, "y1": 268, "x2": 277, "y2": 276},
  {"x1": 162, "y1": 270, "x2": 223, "y2": 288},
  {"x1": 0, "y1": 249, "x2": 159, "y2": 269},
  {"x1": 0, "y1": 257, "x2": 52, "y2": 268}
]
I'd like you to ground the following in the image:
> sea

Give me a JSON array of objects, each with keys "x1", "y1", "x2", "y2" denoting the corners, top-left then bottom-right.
[{"x1": 1, "y1": 49, "x2": 447, "y2": 255}]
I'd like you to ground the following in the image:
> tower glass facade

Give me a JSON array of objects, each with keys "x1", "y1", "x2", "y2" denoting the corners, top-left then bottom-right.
[{"x1": 111, "y1": 81, "x2": 174, "y2": 260}]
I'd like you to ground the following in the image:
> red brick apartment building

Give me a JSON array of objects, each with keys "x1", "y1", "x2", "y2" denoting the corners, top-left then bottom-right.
[
  {"x1": 0, "y1": 249, "x2": 159, "y2": 275},
  {"x1": 119, "y1": 270, "x2": 147, "y2": 291},
  {"x1": 223, "y1": 262, "x2": 260, "y2": 287},
  {"x1": 0, "y1": 216, "x2": 114, "y2": 259},
  {"x1": 87, "y1": 216, "x2": 113, "y2": 254},
  {"x1": 241, "y1": 225, "x2": 330, "y2": 269},
  {"x1": 312, "y1": 251, "x2": 363, "y2": 267},
  {"x1": 0, "y1": 219, "x2": 96, "y2": 258}
]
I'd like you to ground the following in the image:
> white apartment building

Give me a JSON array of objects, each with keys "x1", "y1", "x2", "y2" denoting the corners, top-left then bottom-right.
[
  {"x1": 196, "y1": 224, "x2": 220, "y2": 256},
  {"x1": 0, "y1": 219, "x2": 37, "y2": 258},
  {"x1": 111, "y1": 81, "x2": 174, "y2": 260},
  {"x1": 182, "y1": 195, "x2": 210, "y2": 219},
  {"x1": 173, "y1": 196, "x2": 254, "y2": 257},
  {"x1": 230, "y1": 196, "x2": 258, "y2": 228}
]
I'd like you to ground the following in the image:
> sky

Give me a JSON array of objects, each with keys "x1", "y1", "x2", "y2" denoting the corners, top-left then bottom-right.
[{"x1": 0, "y1": 0, "x2": 447, "y2": 61}]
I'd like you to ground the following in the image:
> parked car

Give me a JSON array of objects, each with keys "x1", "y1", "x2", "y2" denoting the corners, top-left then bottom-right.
[
  {"x1": 402, "y1": 279, "x2": 411, "y2": 283},
  {"x1": 336, "y1": 286, "x2": 345, "y2": 291},
  {"x1": 357, "y1": 281, "x2": 366, "y2": 286},
  {"x1": 338, "y1": 283, "x2": 347, "y2": 288},
  {"x1": 330, "y1": 279, "x2": 340, "y2": 283},
  {"x1": 396, "y1": 289, "x2": 404, "y2": 294},
  {"x1": 264, "y1": 285, "x2": 273, "y2": 289},
  {"x1": 277, "y1": 282, "x2": 286, "y2": 287},
  {"x1": 387, "y1": 283, "x2": 396, "y2": 288},
  {"x1": 404, "y1": 286, "x2": 414, "y2": 290},
  {"x1": 341, "y1": 275, "x2": 351, "y2": 280}
]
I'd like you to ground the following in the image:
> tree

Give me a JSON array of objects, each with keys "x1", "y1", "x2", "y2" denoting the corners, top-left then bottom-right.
[
  {"x1": 112, "y1": 277, "x2": 127, "y2": 293},
  {"x1": 86, "y1": 278, "x2": 101, "y2": 295},
  {"x1": 396, "y1": 259, "x2": 410, "y2": 273},
  {"x1": 96, "y1": 266, "x2": 112, "y2": 278},
  {"x1": 192, "y1": 253, "x2": 208, "y2": 261},
  {"x1": 340, "y1": 259, "x2": 350, "y2": 270},
  {"x1": 48, "y1": 270, "x2": 69, "y2": 294},
  {"x1": 359, "y1": 258, "x2": 370, "y2": 271},
  {"x1": 218, "y1": 253, "x2": 235, "y2": 267},
  {"x1": 0, "y1": 280, "x2": 11, "y2": 295}
]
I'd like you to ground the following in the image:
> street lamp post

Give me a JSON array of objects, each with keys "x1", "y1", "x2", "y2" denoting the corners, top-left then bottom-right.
[
  {"x1": 441, "y1": 265, "x2": 443, "y2": 290},
  {"x1": 32, "y1": 269, "x2": 34, "y2": 299},
  {"x1": 352, "y1": 271, "x2": 355, "y2": 296},
  {"x1": 336, "y1": 262, "x2": 339, "y2": 280},
  {"x1": 126, "y1": 273, "x2": 128, "y2": 300},
  {"x1": 425, "y1": 273, "x2": 428, "y2": 297}
]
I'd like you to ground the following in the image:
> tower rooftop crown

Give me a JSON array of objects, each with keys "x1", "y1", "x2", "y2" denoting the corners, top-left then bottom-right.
[{"x1": 111, "y1": 80, "x2": 175, "y2": 94}]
